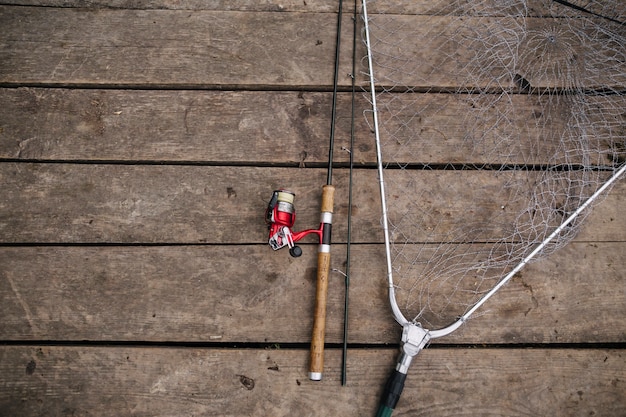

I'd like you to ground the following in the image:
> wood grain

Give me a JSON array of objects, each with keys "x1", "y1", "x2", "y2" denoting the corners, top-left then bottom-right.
[
  {"x1": 2, "y1": 88, "x2": 622, "y2": 166},
  {"x1": 365, "y1": 15, "x2": 625, "y2": 90},
  {"x1": 1, "y1": 242, "x2": 624, "y2": 344},
  {"x1": 0, "y1": 7, "x2": 355, "y2": 89},
  {"x1": 2, "y1": 8, "x2": 622, "y2": 89},
  {"x1": 5, "y1": 0, "x2": 621, "y2": 17},
  {"x1": 0, "y1": 346, "x2": 623, "y2": 417},
  {"x1": 1, "y1": 163, "x2": 623, "y2": 244},
  {"x1": 0, "y1": 3, "x2": 624, "y2": 417},
  {"x1": 0, "y1": 0, "x2": 341, "y2": 12},
  {"x1": 0, "y1": 163, "x2": 332, "y2": 244},
  {"x1": 0, "y1": 88, "x2": 355, "y2": 164}
]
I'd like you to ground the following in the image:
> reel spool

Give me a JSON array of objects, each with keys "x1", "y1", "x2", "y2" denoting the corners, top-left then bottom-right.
[{"x1": 265, "y1": 189, "x2": 324, "y2": 258}]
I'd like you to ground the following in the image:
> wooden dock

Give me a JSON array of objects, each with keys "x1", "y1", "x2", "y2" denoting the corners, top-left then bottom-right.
[{"x1": 1, "y1": 2, "x2": 624, "y2": 416}]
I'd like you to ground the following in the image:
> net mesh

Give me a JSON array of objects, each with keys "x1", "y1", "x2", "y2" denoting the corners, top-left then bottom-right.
[{"x1": 361, "y1": 0, "x2": 625, "y2": 329}]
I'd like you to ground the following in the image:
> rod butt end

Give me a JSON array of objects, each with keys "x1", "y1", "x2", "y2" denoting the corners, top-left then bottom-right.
[{"x1": 309, "y1": 372, "x2": 322, "y2": 381}]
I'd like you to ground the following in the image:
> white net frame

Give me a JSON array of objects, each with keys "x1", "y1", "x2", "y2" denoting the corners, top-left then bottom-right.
[{"x1": 361, "y1": 0, "x2": 625, "y2": 333}]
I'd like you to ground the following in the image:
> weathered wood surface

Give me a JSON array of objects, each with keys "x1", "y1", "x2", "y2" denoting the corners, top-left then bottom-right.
[
  {"x1": 5, "y1": 0, "x2": 623, "y2": 18},
  {"x1": 1, "y1": 346, "x2": 624, "y2": 417},
  {"x1": 0, "y1": 2, "x2": 624, "y2": 417},
  {"x1": 2, "y1": 7, "x2": 623, "y2": 90},
  {"x1": 1, "y1": 88, "x2": 622, "y2": 166},
  {"x1": 0, "y1": 88, "x2": 357, "y2": 164},
  {"x1": 365, "y1": 0, "x2": 626, "y2": 16},
  {"x1": 366, "y1": 15, "x2": 625, "y2": 91},
  {"x1": 1, "y1": 163, "x2": 624, "y2": 243},
  {"x1": 0, "y1": 6, "x2": 355, "y2": 89},
  {"x1": 1, "y1": 241, "x2": 625, "y2": 344},
  {"x1": 0, "y1": 0, "x2": 341, "y2": 12}
]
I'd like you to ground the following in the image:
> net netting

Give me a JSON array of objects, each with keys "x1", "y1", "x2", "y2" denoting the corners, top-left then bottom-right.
[{"x1": 362, "y1": 0, "x2": 625, "y2": 329}]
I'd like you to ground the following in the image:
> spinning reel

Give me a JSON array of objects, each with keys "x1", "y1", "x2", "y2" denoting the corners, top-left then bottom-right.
[{"x1": 265, "y1": 189, "x2": 326, "y2": 258}]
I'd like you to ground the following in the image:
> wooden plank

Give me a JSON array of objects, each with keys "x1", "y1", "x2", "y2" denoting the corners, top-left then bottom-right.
[
  {"x1": 0, "y1": 164, "x2": 333, "y2": 244},
  {"x1": 0, "y1": 1, "x2": 340, "y2": 12},
  {"x1": 364, "y1": 15, "x2": 625, "y2": 90},
  {"x1": 0, "y1": 346, "x2": 624, "y2": 416},
  {"x1": 0, "y1": 6, "x2": 621, "y2": 417},
  {"x1": 0, "y1": 88, "x2": 358, "y2": 164},
  {"x1": 364, "y1": 0, "x2": 626, "y2": 17},
  {"x1": 576, "y1": 176, "x2": 626, "y2": 242},
  {"x1": 1, "y1": 88, "x2": 622, "y2": 166},
  {"x1": 1, "y1": 242, "x2": 624, "y2": 344},
  {"x1": 5, "y1": 0, "x2": 620, "y2": 17},
  {"x1": 2, "y1": 7, "x2": 622, "y2": 90},
  {"x1": 372, "y1": 92, "x2": 625, "y2": 166},
  {"x1": 559, "y1": 1, "x2": 626, "y2": 21},
  {"x1": 0, "y1": 245, "x2": 338, "y2": 343},
  {"x1": 1, "y1": 163, "x2": 623, "y2": 243},
  {"x1": 481, "y1": 241, "x2": 626, "y2": 344},
  {"x1": 0, "y1": 6, "x2": 355, "y2": 89},
  {"x1": 0, "y1": 163, "x2": 623, "y2": 243}
]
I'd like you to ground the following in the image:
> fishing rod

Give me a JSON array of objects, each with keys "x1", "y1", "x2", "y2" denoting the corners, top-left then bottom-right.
[
  {"x1": 341, "y1": 0, "x2": 358, "y2": 387},
  {"x1": 265, "y1": 0, "x2": 344, "y2": 382}
]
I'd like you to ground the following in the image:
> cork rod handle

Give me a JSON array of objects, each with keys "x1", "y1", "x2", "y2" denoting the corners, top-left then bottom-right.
[{"x1": 309, "y1": 184, "x2": 335, "y2": 381}]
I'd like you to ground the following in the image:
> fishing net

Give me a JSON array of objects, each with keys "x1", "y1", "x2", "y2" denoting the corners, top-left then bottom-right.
[
  {"x1": 362, "y1": 0, "x2": 625, "y2": 329},
  {"x1": 360, "y1": 1, "x2": 625, "y2": 414}
]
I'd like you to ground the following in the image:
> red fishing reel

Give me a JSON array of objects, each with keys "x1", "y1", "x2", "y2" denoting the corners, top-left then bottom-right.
[{"x1": 265, "y1": 189, "x2": 323, "y2": 258}]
